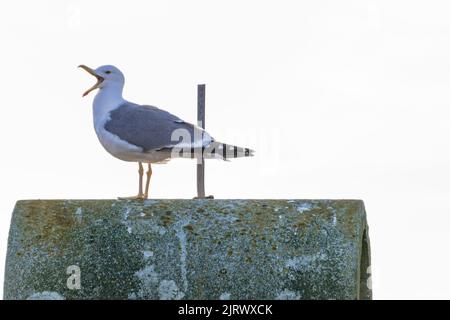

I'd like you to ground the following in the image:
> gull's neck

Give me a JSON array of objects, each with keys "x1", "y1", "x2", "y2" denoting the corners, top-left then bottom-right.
[{"x1": 93, "y1": 82, "x2": 126, "y2": 119}]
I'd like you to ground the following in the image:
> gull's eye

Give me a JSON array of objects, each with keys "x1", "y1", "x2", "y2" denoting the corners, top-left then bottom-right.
[{"x1": 105, "y1": 70, "x2": 112, "y2": 74}]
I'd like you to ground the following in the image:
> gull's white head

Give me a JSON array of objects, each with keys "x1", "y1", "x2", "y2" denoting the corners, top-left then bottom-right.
[{"x1": 78, "y1": 64, "x2": 125, "y2": 97}]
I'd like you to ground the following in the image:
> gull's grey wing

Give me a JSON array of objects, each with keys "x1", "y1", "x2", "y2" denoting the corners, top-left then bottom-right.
[{"x1": 104, "y1": 102, "x2": 213, "y2": 152}]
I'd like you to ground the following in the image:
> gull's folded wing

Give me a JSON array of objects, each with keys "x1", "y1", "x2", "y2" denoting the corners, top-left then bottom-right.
[{"x1": 104, "y1": 102, "x2": 213, "y2": 152}]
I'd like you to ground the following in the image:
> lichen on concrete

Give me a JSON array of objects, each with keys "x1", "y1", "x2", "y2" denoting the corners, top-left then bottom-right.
[{"x1": 3, "y1": 199, "x2": 371, "y2": 300}]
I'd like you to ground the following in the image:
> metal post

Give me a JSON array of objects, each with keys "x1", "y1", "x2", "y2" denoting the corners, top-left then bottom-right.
[{"x1": 197, "y1": 84, "x2": 206, "y2": 198}]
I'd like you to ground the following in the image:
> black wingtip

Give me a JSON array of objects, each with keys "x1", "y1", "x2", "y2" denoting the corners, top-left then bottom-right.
[{"x1": 245, "y1": 148, "x2": 255, "y2": 157}]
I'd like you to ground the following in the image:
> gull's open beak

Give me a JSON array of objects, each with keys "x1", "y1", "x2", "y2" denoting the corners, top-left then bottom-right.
[{"x1": 78, "y1": 65, "x2": 104, "y2": 97}]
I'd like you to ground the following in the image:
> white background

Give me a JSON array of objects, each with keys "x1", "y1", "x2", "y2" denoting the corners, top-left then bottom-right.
[{"x1": 1, "y1": 0, "x2": 450, "y2": 299}]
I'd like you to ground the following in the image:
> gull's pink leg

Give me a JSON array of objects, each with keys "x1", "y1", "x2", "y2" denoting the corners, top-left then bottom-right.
[
  {"x1": 143, "y1": 163, "x2": 152, "y2": 199},
  {"x1": 118, "y1": 162, "x2": 145, "y2": 200}
]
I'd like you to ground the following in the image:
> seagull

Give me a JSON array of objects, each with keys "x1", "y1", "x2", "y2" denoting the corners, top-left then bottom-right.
[{"x1": 79, "y1": 64, "x2": 254, "y2": 199}]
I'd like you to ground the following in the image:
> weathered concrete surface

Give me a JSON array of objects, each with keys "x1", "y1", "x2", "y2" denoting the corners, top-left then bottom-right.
[{"x1": 3, "y1": 200, "x2": 371, "y2": 300}]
